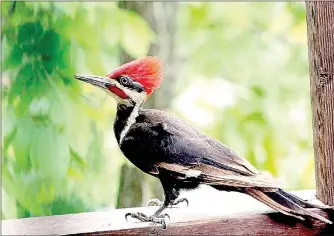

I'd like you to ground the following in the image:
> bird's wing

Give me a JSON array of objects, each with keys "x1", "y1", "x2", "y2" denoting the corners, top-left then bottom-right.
[
  {"x1": 155, "y1": 162, "x2": 278, "y2": 188},
  {"x1": 140, "y1": 109, "x2": 279, "y2": 188}
]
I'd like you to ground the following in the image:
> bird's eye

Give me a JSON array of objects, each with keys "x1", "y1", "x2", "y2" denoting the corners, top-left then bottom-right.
[{"x1": 120, "y1": 76, "x2": 131, "y2": 85}]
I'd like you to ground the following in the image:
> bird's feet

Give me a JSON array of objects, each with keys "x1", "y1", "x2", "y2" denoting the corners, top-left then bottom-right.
[
  {"x1": 147, "y1": 198, "x2": 189, "y2": 207},
  {"x1": 125, "y1": 212, "x2": 170, "y2": 229},
  {"x1": 173, "y1": 198, "x2": 189, "y2": 207}
]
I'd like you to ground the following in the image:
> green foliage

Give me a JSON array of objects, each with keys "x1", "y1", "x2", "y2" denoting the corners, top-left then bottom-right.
[
  {"x1": 175, "y1": 2, "x2": 312, "y2": 188},
  {"x1": 2, "y1": 1, "x2": 315, "y2": 220},
  {"x1": 2, "y1": 2, "x2": 155, "y2": 219}
]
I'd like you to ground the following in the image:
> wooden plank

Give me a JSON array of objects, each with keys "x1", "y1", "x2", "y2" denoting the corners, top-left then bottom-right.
[
  {"x1": 2, "y1": 189, "x2": 333, "y2": 235},
  {"x1": 306, "y1": 1, "x2": 334, "y2": 206},
  {"x1": 97, "y1": 210, "x2": 333, "y2": 236}
]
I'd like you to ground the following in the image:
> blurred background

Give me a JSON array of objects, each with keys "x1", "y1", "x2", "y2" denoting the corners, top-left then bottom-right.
[{"x1": 2, "y1": 1, "x2": 314, "y2": 219}]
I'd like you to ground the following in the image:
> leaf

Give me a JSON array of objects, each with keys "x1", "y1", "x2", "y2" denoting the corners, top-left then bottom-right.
[
  {"x1": 2, "y1": 166, "x2": 18, "y2": 200},
  {"x1": 38, "y1": 30, "x2": 61, "y2": 57},
  {"x1": 187, "y1": 3, "x2": 210, "y2": 29},
  {"x1": 8, "y1": 63, "x2": 34, "y2": 103},
  {"x1": 37, "y1": 30, "x2": 61, "y2": 74},
  {"x1": 2, "y1": 188, "x2": 18, "y2": 219},
  {"x1": 119, "y1": 11, "x2": 155, "y2": 58},
  {"x1": 29, "y1": 123, "x2": 70, "y2": 181},
  {"x1": 2, "y1": 44, "x2": 23, "y2": 70},
  {"x1": 28, "y1": 122, "x2": 45, "y2": 172},
  {"x1": 70, "y1": 148, "x2": 87, "y2": 169},
  {"x1": 2, "y1": 105, "x2": 17, "y2": 140},
  {"x1": 14, "y1": 172, "x2": 53, "y2": 216},
  {"x1": 12, "y1": 118, "x2": 34, "y2": 170},
  {"x1": 1, "y1": 2, "x2": 13, "y2": 17},
  {"x1": 244, "y1": 112, "x2": 266, "y2": 124},
  {"x1": 286, "y1": 2, "x2": 306, "y2": 26},
  {"x1": 3, "y1": 127, "x2": 16, "y2": 155},
  {"x1": 50, "y1": 195, "x2": 90, "y2": 215},
  {"x1": 11, "y1": 62, "x2": 50, "y2": 117},
  {"x1": 56, "y1": 39, "x2": 72, "y2": 70},
  {"x1": 251, "y1": 86, "x2": 266, "y2": 98},
  {"x1": 15, "y1": 91, "x2": 35, "y2": 117},
  {"x1": 36, "y1": 182, "x2": 55, "y2": 204},
  {"x1": 17, "y1": 22, "x2": 43, "y2": 54}
]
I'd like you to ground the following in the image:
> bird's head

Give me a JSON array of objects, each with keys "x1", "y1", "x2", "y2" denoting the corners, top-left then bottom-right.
[{"x1": 74, "y1": 56, "x2": 163, "y2": 106}]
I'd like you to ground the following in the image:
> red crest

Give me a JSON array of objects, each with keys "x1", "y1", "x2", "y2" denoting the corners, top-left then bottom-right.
[{"x1": 107, "y1": 56, "x2": 163, "y2": 96}]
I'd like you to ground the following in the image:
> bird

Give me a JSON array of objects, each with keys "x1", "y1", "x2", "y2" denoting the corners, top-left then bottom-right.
[{"x1": 74, "y1": 56, "x2": 333, "y2": 228}]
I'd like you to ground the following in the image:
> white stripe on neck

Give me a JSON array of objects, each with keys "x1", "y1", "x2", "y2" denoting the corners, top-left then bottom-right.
[{"x1": 119, "y1": 104, "x2": 140, "y2": 144}]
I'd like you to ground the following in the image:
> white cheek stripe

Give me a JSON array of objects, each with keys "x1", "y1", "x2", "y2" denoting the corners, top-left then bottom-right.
[{"x1": 119, "y1": 104, "x2": 140, "y2": 144}]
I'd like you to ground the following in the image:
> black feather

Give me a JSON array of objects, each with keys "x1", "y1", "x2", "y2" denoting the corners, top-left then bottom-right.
[{"x1": 113, "y1": 107, "x2": 332, "y2": 224}]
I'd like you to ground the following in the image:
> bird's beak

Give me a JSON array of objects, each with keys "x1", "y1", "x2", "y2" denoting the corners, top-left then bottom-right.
[{"x1": 74, "y1": 75, "x2": 114, "y2": 89}]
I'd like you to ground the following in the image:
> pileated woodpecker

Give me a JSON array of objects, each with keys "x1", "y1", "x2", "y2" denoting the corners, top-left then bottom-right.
[{"x1": 75, "y1": 56, "x2": 332, "y2": 228}]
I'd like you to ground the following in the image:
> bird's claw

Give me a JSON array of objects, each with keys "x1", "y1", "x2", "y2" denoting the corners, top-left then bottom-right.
[
  {"x1": 125, "y1": 212, "x2": 134, "y2": 221},
  {"x1": 146, "y1": 198, "x2": 189, "y2": 208},
  {"x1": 172, "y1": 198, "x2": 189, "y2": 207},
  {"x1": 125, "y1": 212, "x2": 170, "y2": 229},
  {"x1": 158, "y1": 213, "x2": 170, "y2": 220}
]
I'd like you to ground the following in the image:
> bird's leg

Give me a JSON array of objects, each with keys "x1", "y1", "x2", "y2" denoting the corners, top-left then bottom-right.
[
  {"x1": 125, "y1": 200, "x2": 171, "y2": 229},
  {"x1": 147, "y1": 197, "x2": 189, "y2": 207},
  {"x1": 125, "y1": 185, "x2": 179, "y2": 229}
]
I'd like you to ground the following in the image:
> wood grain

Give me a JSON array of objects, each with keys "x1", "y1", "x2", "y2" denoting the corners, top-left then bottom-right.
[
  {"x1": 2, "y1": 190, "x2": 333, "y2": 235},
  {"x1": 90, "y1": 210, "x2": 333, "y2": 236},
  {"x1": 306, "y1": 1, "x2": 334, "y2": 206}
]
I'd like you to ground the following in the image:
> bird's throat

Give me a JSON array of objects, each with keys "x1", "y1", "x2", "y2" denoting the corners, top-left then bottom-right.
[{"x1": 114, "y1": 103, "x2": 140, "y2": 144}]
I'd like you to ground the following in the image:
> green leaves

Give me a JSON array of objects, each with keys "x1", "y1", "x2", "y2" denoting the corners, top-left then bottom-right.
[
  {"x1": 1, "y1": 2, "x2": 13, "y2": 17},
  {"x1": 38, "y1": 30, "x2": 61, "y2": 74},
  {"x1": 18, "y1": 22, "x2": 43, "y2": 54},
  {"x1": 29, "y1": 123, "x2": 70, "y2": 181},
  {"x1": 177, "y1": 2, "x2": 314, "y2": 189},
  {"x1": 8, "y1": 63, "x2": 34, "y2": 103},
  {"x1": 50, "y1": 195, "x2": 90, "y2": 215},
  {"x1": 2, "y1": 1, "x2": 122, "y2": 220},
  {"x1": 2, "y1": 1, "x2": 159, "y2": 219},
  {"x1": 12, "y1": 119, "x2": 33, "y2": 171},
  {"x1": 2, "y1": 44, "x2": 23, "y2": 70},
  {"x1": 18, "y1": 23, "x2": 62, "y2": 74},
  {"x1": 2, "y1": 188, "x2": 18, "y2": 219}
]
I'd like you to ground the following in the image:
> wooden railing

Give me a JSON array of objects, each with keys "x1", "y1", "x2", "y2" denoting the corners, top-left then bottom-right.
[{"x1": 2, "y1": 189, "x2": 333, "y2": 235}]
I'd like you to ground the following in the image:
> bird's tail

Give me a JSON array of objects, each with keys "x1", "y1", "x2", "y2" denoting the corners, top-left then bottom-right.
[{"x1": 245, "y1": 188, "x2": 333, "y2": 224}]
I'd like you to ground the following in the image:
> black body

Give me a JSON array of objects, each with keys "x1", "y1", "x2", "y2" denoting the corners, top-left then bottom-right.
[
  {"x1": 114, "y1": 105, "x2": 332, "y2": 224},
  {"x1": 115, "y1": 106, "x2": 260, "y2": 190}
]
